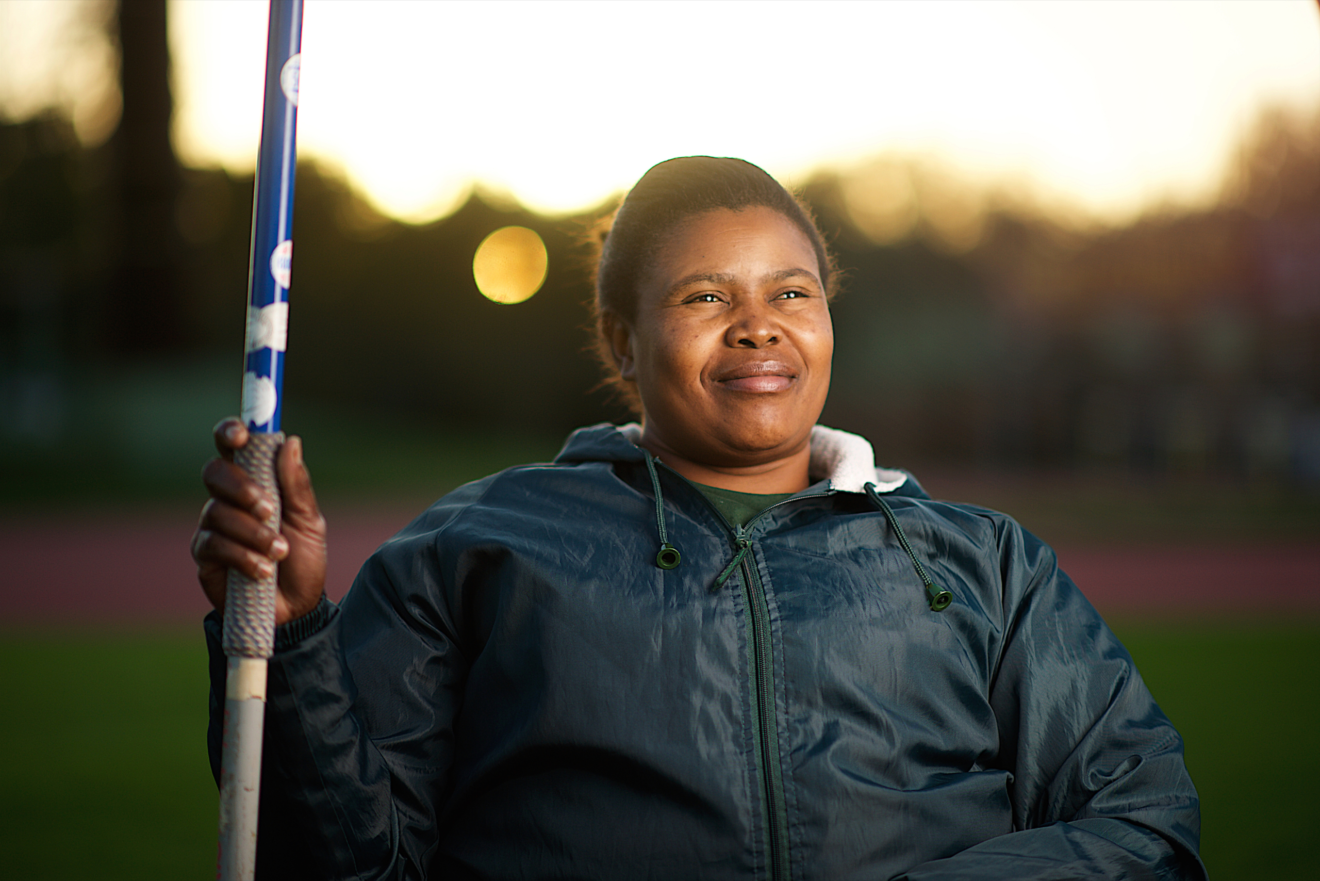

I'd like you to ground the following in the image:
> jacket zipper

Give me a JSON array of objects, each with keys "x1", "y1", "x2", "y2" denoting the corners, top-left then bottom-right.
[
  {"x1": 732, "y1": 497, "x2": 828, "y2": 881},
  {"x1": 735, "y1": 532, "x2": 791, "y2": 881},
  {"x1": 654, "y1": 465, "x2": 828, "y2": 880}
]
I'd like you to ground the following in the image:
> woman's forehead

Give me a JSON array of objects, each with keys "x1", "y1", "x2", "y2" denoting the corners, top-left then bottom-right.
[{"x1": 648, "y1": 207, "x2": 822, "y2": 285}]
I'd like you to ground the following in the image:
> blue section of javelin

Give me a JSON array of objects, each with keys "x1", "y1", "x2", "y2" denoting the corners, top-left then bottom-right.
[{"x1": 244, "y1": 0, "x2": 303, "y2": 435}]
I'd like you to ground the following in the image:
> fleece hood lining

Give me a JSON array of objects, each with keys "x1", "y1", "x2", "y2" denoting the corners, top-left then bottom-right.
[{"x1": 616, "y1": 424, "x2": 906, "y2": 494}]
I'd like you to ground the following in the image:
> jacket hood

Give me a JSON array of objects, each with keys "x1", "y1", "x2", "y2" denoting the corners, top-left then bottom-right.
[{"x1": 554, "y1": 423, "x2": 927, "y2": 499}]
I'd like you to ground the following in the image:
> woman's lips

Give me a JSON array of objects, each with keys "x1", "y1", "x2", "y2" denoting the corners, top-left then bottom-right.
[
  {"x1": 715, "y1": 361, "x2": 797, "y2": 393},
  {"x1": 721, "y1": 375, "x2": 794, "y2": 393}
]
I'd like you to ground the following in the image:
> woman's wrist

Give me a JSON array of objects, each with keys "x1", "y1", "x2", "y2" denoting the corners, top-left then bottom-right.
[{"x1": 274, "y1": 594, "x2": 334, "y2": 649}]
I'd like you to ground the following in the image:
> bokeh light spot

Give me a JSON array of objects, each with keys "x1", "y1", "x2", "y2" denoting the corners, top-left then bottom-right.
[{"x1": 472, "y1": 226, "x2": 548, "y2": 304}]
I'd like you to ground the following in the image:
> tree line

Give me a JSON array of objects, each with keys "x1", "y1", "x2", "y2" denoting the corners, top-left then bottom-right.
[{"x1": 1, "y1": 0, "x2": 1316, "y2": 482}]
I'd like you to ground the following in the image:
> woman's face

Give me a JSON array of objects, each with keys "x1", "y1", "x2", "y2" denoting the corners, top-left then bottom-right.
[{"x1": 610, "y1": 206, "x2": 833, "y2": 470}]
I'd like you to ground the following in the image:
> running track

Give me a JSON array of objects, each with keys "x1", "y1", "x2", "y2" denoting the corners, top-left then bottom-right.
[{"x1": 2, "y1": 504, "x2": 1317, "y2": 627}]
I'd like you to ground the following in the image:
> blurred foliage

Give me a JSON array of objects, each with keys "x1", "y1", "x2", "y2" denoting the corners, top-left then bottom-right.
[{"x1": 3, "y1": 94, "x2": 1320, "y2": 503}]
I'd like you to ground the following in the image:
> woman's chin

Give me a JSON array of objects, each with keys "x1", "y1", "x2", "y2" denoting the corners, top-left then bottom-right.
[
  {"x1": 640, "y1": 392, "x2": 824, "y2": 470},
  {"x1": 724, "y1": 400, "x2": 819, "y2": 448},
  {"x1": 703, "y1": 419, "x2": 813, "y2": 465}
]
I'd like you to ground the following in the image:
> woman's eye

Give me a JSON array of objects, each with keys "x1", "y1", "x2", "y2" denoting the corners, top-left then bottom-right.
[
  {"x1": 689, "y1": 293, "x2": 722, "y2": 303},
  {"x1": 778, "y1": 289, "x2": 808, "y2": 300}
]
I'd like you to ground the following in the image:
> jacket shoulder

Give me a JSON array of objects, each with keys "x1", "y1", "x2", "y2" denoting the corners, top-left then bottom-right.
[{"x1": 385, "y1": 455, "x2": 625, "y2": 545}]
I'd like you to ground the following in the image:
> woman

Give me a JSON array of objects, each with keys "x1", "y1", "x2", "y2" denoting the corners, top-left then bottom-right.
[{"x1": 193, "y1": 157, "x2": 1206, "y2": 879}]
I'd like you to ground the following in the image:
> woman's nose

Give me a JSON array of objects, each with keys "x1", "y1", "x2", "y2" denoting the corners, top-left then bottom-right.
[{"x1": 725, "y1": 301, "x2": 780, "y2": 348}]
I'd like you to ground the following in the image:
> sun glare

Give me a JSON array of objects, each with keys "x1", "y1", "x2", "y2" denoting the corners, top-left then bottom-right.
[
  {"x1": 472, "y1": 226, "x2": 548, "y2": 305},
  {"x1": 8, "y1": 0, "x2": 1316, "y2": 225}
]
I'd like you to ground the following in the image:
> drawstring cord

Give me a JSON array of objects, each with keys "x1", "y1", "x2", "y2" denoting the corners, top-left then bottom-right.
[
  {"x1": 645, "y1": 453, "x2": 682, "y2": 569},
  {"x1": 864, "y1": 483, "x2": 952, "y2": 612},
  {"x1": 644, "y1": 452, "x2": 746, "y2": 589}
]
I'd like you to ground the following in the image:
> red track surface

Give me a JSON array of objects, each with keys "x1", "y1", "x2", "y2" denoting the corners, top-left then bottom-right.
[{"x1": 2, "y1": 505, "x2": 1317, "y2": 627}]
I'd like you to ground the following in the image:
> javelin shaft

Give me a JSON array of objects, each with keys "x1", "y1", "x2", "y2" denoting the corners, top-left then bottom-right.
[{"x1": 217, "y1": 2, "x2": 303, "y2": 879}]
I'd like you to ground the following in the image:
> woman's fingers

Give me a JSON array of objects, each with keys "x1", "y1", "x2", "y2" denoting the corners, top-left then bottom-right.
[
  {"x1": 195, "y1": 426, "x2": 329, "y2": 625},
  {"x1": 194, "y1": 440, "x2": 284, "y2": 619},
  {"x1": 192, "y1": 521, "x2": 278, "y2": 582},
  {"x1": 198, "y1": 497, "x2": 288, "y2": 560},
  {"x1": 201, "y1": 457, "x2": 276, "y2": 521},
  {"x1": 212, "y1": 417, "x2": 248, "y2": 459}
]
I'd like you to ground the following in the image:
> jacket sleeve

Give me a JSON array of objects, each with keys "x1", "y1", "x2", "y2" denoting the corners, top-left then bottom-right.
[
  {"x1": 897, "y1": 522, "x2": 1206, "y2": 881},
  {"x1": 206, "y1": 535, "x2": 468, "y2": 881}
]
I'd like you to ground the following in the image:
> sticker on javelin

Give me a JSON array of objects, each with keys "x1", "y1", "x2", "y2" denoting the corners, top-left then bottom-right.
[
  {"x1": 270, "y1": 239, "x2": 293, "y2": 289},
  {"x1": 245, "y1": 301, "x2": 289, "y2": 353},
  {"x1": 280, "y1": 53, "x2": 301, "y2": 106},
  {"x1": 241, "y1": 372, "x2": 278, "y2": 427}
]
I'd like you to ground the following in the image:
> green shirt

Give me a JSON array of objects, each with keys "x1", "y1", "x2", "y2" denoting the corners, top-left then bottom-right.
[{"x1": 693, "y1": 482, "x2": 795, "y2": 529}]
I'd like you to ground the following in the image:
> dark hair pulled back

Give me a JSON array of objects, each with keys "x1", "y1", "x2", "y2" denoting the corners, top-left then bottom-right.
[{"x1": 590, "y1": 156, "x2": 837, "y2": 414}]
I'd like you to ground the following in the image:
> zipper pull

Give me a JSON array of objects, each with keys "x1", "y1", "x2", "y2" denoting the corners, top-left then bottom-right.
[{"x1": 711, "y1": 537, "x2": 752, "y2": 593}]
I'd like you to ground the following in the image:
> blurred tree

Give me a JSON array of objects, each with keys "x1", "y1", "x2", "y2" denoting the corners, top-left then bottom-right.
[
  {"x1": 5, "y1": 12, "x2": 1311, "y2": 483},
  {"x1": 103, "y1": 0, "x2": 186, "y2": 355},
  {"x1": 0, "y1": 115, "x2": 83, "y2": 442},
  {"x1": 1223, "y1": 104, "x2": 1320, "y2": 221}
]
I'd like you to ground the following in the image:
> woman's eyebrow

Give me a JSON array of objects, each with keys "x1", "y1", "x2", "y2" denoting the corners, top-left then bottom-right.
[
  {"x1": 669, "y1": 272, "x2": 736, "y2": 293},
  {"x1": 767, "y1": 267, "x2": 821, "y2": 284},
  {"x1": 668, "y1": 268, "x2": 820, "y2": 294}
]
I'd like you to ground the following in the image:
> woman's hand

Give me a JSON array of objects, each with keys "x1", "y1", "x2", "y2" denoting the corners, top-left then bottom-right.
[{"x1": 191, "y1": 417, "x2": 328, "y2": 626}]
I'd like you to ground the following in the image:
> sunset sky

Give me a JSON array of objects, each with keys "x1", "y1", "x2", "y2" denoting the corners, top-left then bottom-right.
[{"x1": 3, "y1": 0, "x2": 1319, "y2": 223}]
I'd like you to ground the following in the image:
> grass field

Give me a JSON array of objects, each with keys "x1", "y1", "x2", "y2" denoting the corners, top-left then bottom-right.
[{"x1": 0, "y1": 622, "x2": 1313, "y2": 879}]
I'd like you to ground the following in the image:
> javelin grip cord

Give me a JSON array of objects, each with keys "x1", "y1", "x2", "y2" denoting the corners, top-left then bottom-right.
[{"x1": 221, "y1": 432, "x2": 285, "y2": 659}]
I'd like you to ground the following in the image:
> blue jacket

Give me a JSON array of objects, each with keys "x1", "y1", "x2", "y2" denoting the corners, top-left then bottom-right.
[{"x1": 206, "y1": 423, "x2": 1205, "y2": 880}]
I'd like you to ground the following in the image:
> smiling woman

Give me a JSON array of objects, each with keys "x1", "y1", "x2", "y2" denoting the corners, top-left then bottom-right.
[
  {"x1": 596, "y1": 159, "x2": 837, "y2": 490},
  {"x1": 611, "y1": 205, "x2": 833, "y2": 488},
  {"x1": 192, "y1": 156, "x2": 1207, "y2": 880}
]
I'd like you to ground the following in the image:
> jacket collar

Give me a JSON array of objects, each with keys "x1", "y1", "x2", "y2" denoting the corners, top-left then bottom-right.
[{"x1": 555, "y1": 423, "x2": 919, "y2": 497}]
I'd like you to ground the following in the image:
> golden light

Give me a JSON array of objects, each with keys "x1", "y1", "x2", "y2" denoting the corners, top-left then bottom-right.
[
  {"x1": 5, "y1": 2, "x2": 1319, "y2": 225},
  {"x1": 842, "y1": 159, "x2": 919, "y2": 246},
  {"x1": 472, "y1": 226, "x2": 548, "y2": 304}
]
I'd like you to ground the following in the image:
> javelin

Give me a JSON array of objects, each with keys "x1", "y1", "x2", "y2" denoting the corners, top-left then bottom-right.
[{"x1": 216, "y1": 2, "x2": 303, "y2": 879}]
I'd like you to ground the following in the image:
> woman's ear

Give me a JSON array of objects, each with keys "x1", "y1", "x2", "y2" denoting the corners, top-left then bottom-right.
[{"x1": 604, "y1": 312, "x2": 636, "y2": 381}]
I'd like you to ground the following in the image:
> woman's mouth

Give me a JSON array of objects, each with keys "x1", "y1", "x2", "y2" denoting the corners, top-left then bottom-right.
[
  {"x1": 722, "y1": 375, "x2": 794, "y2": 392},
  {"x1": 715, "y1": 361, "x2": 797, "y2": 393}
]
